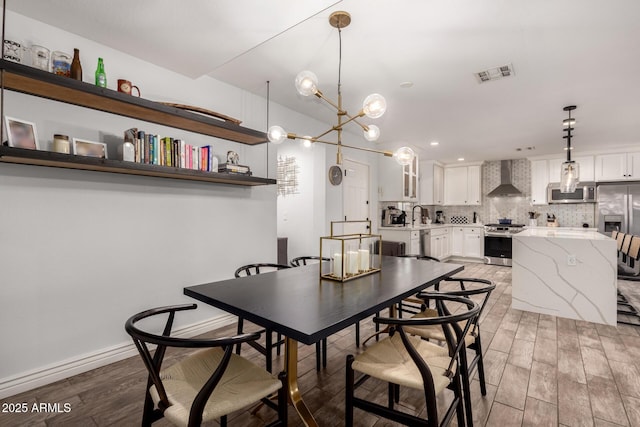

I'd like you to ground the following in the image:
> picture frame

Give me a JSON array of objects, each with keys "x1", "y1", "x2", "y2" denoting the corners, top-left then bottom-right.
[
  {"x1": 73, "y1": 138, "x2": 108, "y2": 159},
  {"x1": 5, "y1": 116, "x2": 39, "y2": 150}
]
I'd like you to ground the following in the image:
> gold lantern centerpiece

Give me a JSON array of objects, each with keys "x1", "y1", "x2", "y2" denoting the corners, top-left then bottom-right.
[{"x1": 320, "y1": 220, "x2": 382, "y2": 282}]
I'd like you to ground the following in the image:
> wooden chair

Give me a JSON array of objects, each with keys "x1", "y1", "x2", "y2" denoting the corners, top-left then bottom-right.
[
  {"x1": 290, "y1": 256, "x2": 330, "y2": 267},
  {"x1": 234, "y1": 263, "x2": 291, "y2": 372},
  {"x1": 407, "y1": 278, "x2": 496, "y2": 427},
  {"x1": 396, "y1": 255, "x2": 442, "y2": 315},
  {"x1": 621, "y1": 234, "x2": 633, "y2": 263},
  {"x1": 290, "y1": 256, "x2": 331, "y2": 371},
  {"x1": 125, "y1": 304, "x2": 287, "y2": 427},
  {"x1": 346, "y1": 294, "x2": 480, "y2": 427}
]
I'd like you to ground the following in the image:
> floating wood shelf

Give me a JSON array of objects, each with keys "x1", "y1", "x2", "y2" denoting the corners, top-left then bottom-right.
[
  {"x1": 0, "y1": 59, "x2": 267, "y2": 145},
  {"x1": 0, "y1": 146, "x2": 275, "y2": 186}
]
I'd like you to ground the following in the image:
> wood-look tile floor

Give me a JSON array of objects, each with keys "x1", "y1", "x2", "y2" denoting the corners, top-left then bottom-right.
[{"x1": 2, "y1": 263, "x2": 640, "y2": 427}]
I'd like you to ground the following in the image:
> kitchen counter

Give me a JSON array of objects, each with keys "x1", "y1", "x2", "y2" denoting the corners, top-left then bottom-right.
[
  {"x1": 512, "y1": 227, "x2": 616, "y2": 325},
  {"x1": 524, "y1": 226, "x2": 599, "y2": 232},
  {"x1": 517, "y1": 228, "x2": 608, "y2": 239},
  {"x1": 379, "y1": 223, "x2": 484, "y2": 231}
]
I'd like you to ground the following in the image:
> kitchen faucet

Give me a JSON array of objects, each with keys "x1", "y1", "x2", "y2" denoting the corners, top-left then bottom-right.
[{"x1": 412, "y1": 205, "x2": 424, "y2": 226}]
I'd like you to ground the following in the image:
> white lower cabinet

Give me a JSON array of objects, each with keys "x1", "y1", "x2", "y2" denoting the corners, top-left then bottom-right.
[
  {"x1": 409, "y1": 230, "x2": 420, "y2": 255},
  {"x1": 451, "y1": 226, "x2": 483, "y2": 258},
  {"x1": 451, "y1": 227, "x2": 464, "y2": 256},
  {"x1": 426, "y1": 228, "x2": 450, "y2": 260},
  {"x1": 463, "y1": 227, "x2": 484, "y2": 258}
]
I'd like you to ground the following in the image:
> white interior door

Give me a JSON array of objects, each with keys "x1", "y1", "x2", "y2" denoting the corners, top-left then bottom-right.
[{"x1": 343, "y1": 159, "x2": 370, "y2": 235}]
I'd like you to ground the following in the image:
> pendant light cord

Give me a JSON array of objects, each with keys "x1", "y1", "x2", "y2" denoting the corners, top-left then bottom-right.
[
  {"x1": 266, "y1": 80, "x2": 270, "y2": 177},
  {"x1": 338, "y1": 26, "x2": 342, "y2": 97}
]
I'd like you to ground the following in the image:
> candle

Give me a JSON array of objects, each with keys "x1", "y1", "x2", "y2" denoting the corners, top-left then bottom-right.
[
  {"x1": 358, "y1": 249, "x2": 370, "y2": 271},
  {"x1": 347, "y1": 251, "x2": 359, "y2": 275},
  {"x1": 333, "y1": 253, "x2": 343, "y2": 278}
]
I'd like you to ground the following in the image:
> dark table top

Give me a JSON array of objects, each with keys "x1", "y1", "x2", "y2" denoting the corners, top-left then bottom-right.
[{"x1": 184, "y1": 256, "x2": 463, "y2": 345}]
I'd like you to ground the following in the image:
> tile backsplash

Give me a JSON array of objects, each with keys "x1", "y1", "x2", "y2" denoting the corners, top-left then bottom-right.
[{"x1": 404, "y1": 159, "x2": 595, "y2": 227}]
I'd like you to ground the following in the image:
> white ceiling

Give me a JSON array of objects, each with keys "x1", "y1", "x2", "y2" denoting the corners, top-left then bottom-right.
[{"x1": 9, "y1": 0, "x2": 640, "y2": 163}]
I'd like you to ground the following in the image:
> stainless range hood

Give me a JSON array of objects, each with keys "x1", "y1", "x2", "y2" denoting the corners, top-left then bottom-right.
[{"x1": 487, "y1": 160, "x2": 523, "y2": 197}]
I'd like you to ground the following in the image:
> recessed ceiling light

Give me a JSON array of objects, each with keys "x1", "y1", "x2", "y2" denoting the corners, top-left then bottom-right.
[
  {"x1": 400, "y1": 81, "x2": 414, "y2": 88},
  {"x1": 458, "y1": 157, "x2": 465, "y2": 161},
  {"x1": 430, "y1": 141, "x2": 439, "y2": 146}
]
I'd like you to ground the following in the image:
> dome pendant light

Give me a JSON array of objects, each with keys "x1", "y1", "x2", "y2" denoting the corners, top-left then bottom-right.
[
  {"x1": 267, "y1": 11, "x2": 413, "y2": 166},
  {"x1": 560, "y1": 105, "x2": 579, "y2": 193}
]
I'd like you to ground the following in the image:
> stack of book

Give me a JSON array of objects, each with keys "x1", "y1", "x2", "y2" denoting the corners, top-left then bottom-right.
[
  {"x1": 218, "y1": 163, "x2": 252, "y2": 176},
  {"x1": 125, "y1": 129, "x2": 217, "y2": 172}
]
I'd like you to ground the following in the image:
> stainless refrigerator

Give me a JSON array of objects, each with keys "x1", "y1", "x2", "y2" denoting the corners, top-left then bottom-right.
[{"x1": 597, "y1": 183, "x2": 640, "y2": 235}]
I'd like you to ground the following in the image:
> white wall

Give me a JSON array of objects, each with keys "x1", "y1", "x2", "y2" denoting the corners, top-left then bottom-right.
[{"x1": 0, "y1": 10, "x2": 332, "y2": 398}]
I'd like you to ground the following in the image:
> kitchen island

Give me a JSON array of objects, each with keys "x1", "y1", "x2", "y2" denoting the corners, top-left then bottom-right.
[{"x1": 512, "y1": 228, "x2": 617, "y2": 325}]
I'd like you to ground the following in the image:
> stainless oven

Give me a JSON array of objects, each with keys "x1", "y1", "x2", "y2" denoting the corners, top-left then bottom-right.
[
  {"x1": 547, "y1": 182, "x2": 596, "y2": 204},
  {"x1": 483, "y1": 224, "x2": 524, "y2": 266}
]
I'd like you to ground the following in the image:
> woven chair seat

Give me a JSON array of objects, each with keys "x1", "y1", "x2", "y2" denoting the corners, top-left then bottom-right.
[
  {"x1": 150, "y1": 348, "x2": 281, "y2": 426},
  {"x1": 352, "y1": 333, "x2": 454, "y2": 393},
  {"x1": 405, "y1": 308, "x2": 476, "y2": 346}
]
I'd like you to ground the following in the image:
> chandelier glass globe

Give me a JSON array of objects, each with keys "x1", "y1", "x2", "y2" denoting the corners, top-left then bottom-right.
[
  {"x1": 295, "y1": 71, "x2": 319, "y2": 97},
  {"x1": 267, "y1": 125, "x2": 287, "y2": 144}
]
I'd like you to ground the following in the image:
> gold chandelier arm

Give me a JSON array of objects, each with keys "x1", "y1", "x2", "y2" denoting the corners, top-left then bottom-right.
[
  {"x1": 314, "y1": 90, "x2": 342, "y2": 113},
  {"x1": 315, "y1": 90, "x2": 367, "y2": 127},
  {"x1": 310, "y1": 138, "x2": 393, "y2": 157}
]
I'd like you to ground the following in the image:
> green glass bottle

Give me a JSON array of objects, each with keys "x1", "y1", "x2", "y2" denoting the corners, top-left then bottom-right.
[{"x1": 95, "y1": 57, "x2": 106, "y2": 87}]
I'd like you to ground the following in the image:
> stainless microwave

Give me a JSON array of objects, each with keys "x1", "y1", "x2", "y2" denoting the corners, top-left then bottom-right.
[{"x1": 547, "y1": 183, "x2": 596, "y2": 204}]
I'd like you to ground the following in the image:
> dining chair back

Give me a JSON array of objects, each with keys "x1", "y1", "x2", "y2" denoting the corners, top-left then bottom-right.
[
  {"x1": 410, "y1": 277, "x2": 496, "y2": 427},
  {"x1": 346, "y1": 294, "x2": 480, "y2": 427},
  {"x1": 125, "y1": 304, "x2": 287, "y2": 427},
  {"x1": 290, "y1": 256, "x2": 330, "y2": 267},
  {"x1": 234, "y1": 263, "x2": 291, "y2": 277},
  {"x1": 233, "y1": 263, "x2": 291, "y2": 372}
]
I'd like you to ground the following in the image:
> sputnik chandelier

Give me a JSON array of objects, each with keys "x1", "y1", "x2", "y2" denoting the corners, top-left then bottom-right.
[{"x1": 267, "y1": 11, "x2": 415, "y2": 166}]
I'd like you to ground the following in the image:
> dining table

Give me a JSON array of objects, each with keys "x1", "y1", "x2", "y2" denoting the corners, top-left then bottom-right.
[{"x1": 184, "y1": 255, "x2": 464, "y2": 426}]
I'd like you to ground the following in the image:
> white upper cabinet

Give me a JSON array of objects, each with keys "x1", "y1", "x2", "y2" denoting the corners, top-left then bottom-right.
[
  {"x1": 548, "y1": 156, "x2": 594, "y2": 183},
  {"x1": 467, "y1": 165, "x2": 482, "y2": 205},
  {"x1": 419, "y1": 160, "x2": 444, "y2": 205},
  {"x1": 595, "y1": 152, "x2": 640, "y2": 181},
  {"x1": 531, "y1": 160, "x2": 549, "y2": 205},
  {"x1": 379, "y1": 154, "x2": 419, "y2": 201},
  {"x1": 443, "y1": 164, "x2": 482, "y2": 206}
]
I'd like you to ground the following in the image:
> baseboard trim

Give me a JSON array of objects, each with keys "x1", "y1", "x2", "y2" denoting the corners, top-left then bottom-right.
[{"x1": 0, "y1": 313, "x2": 236, "y2": 399}]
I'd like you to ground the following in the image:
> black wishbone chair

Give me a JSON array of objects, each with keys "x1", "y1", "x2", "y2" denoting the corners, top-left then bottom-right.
[
  {"x1": 408, "y1": 278, "x2": 496, "y2": 427},
  {"x1": 234, "y1": 263, "x2": 291, "y2": 373},
  {"x1": 290, "y1": 256, "x2": 332, "y2": 371},
  {"x1": 125, "y1": 304, "x2": 287, "y2": 427},
  {"x1": 346, "y1": 294, "x2": 480, "y2": 427}
]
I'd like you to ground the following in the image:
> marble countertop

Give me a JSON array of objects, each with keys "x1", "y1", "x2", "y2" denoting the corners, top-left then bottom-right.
[
  {"x1": 515, "y1": 228, "x2": 610, "y2": 240},
  {"x1": 379, "y1": 223, "x2": 484, "y2": 230}
]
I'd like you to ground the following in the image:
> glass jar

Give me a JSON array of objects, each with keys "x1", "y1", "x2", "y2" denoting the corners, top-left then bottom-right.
[
  {"x1": 52, "y1": 134, "x2": 70, "y2": 154},
  {"x1": 52, "y1": 51, "x2": 72, "y2": 77},
  {"x1": 31, "y1": 45, "x2": 50, "y2": 71}
]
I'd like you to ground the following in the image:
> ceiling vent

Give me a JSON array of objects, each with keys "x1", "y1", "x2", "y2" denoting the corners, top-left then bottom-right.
[{"x1": 475, "y1": 64, "x2": 515, "y2": 83}]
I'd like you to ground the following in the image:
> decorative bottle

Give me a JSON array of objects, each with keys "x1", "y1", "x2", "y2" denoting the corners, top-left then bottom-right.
[
  {"x1": 95, "y1": 57, "x2": 106, "y2": 87},
  {"x1": 70, "y1": 48, "x2": 82, "y2": 80}
]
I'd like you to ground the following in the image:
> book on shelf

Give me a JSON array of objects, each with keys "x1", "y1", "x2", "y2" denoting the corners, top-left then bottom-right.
[
  {"x1": 218, "y1": 163, "x2": 251, "y2": 174},
  {"x1": 125, "y1": 128, "x2": 223, "y2": 173}
]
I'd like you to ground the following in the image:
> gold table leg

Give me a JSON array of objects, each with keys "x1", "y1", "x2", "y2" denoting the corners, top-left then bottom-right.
[{"x1": 285, "y1": 336, "x2": 318, "y2": 427}]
